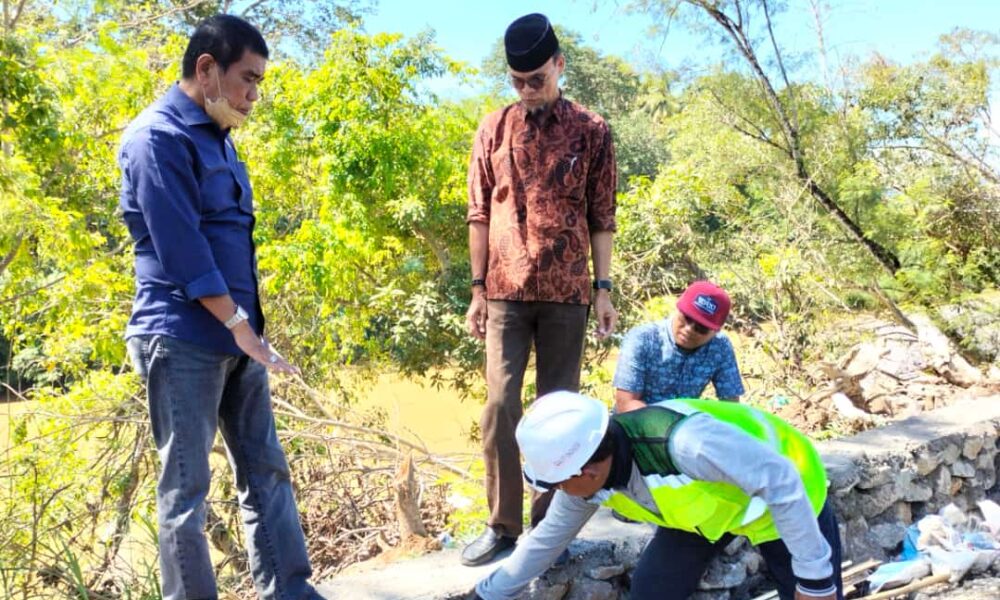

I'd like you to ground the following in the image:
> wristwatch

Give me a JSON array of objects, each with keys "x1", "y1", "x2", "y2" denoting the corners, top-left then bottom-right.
[
  {"x1": 471, "y1": 278, "x2": 486, "y2": 288},
  {"x1": 593, "y1": 279, "x2": 613, "y2": 291},
  {"x1": 224, "y1": 304, "x2": 249, "y2": 330}
]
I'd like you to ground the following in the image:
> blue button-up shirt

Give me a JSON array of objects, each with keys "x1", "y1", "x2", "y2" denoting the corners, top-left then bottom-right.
[
  {"x1": 118, "y1": 84, "x2": 263, "y2": 355},
  {"x1": 613, "y1": 316, "x2": 745, "y2": 401}
]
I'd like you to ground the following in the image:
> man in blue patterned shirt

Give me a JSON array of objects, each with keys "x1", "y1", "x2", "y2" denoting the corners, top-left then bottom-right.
[{"x1": 613, "y1": 281, "x2": 744, "y2": 413}]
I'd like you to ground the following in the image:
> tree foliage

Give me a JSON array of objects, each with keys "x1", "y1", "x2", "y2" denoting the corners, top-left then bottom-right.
[{"x1": 2, "y1": 2, "x2": 999, "y2": 596}]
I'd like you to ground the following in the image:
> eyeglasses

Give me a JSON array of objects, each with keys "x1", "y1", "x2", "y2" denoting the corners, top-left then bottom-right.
[
  {"x1": 510, "y1": 73, "x2": 548, "y2": 90},
  {"x1": 680, "y1": 313, "x2": 712, "y2": 336}
]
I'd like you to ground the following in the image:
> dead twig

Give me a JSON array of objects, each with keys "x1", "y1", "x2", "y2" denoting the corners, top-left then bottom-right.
[
  {"x1": 277, "y1": 429, "x2": 471, "y2": 479},
  {"x1": 862, "y1": 572, "x2": 951, "y2": 599}
]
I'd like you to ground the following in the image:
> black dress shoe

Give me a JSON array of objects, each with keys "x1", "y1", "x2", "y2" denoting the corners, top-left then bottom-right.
[{"x1": 461, "y1": 528, "x2": 517, "y2": 566}]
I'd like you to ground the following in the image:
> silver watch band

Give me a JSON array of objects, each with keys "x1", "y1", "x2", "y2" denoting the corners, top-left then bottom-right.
[{"x1": 224, "y1": 304, "x2": 248, "y2": 330}]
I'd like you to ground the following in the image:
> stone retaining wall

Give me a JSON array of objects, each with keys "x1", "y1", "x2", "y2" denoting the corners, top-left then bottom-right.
[
  {"x1": 668, "y1": 397, "x2": 1000, "y2": 600},
  {"x1": 318, "y1": 397, "x2": 1000, "y2": 600}
]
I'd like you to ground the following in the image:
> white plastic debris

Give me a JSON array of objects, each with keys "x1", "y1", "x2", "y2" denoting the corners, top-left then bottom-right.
[
  {"x1": 868, "y1": 502, "x2": 1000, "y2": 592},
  {"x1": 940, "y1": 503, "x2": 968, "y2": 528},
  {"x1": 978, "y1": 499, "x2": 1000, "y2": 536},
  {"x1": 867, "y1": 559, "x2": 931, "y2": 593},
  {"x1": 917, "y1": 514, "x2": 963, "y2": 552},
  {"x1": 927, "y1": 546, "x2": 977, "y2": 582},
  {"x1": 830, "y1": 392, "x2": 877, "y2": 422}
]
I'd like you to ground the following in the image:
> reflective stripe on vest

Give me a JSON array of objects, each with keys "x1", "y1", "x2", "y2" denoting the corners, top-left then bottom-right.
[{"x1": 605, "y1": 399, "x2": 828, "y2": 545}]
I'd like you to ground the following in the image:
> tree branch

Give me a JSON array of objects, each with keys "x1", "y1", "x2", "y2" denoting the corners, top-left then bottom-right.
[
  {"x1": 411, "y1": 223, "x2": 451, "y2": 284},
  {"x1": 278, "y1": 426, "x2": 472, "y2": 479},
  {"x1": 10, "y1": 0, "x2": 27, "y2": 29},
  {"x1": 807, "y1": 0, "x2": 832, "y2": 91},
  {"x1": 762, "y1": 0, "x2": 799, "y2": 132},
  {"x1": 707, "y1": 87, "x2": 790, "y2": 155},
  {"x1": 0, "y1": 273, "x2": 66, "y2": 306},
  {"x1": 687, "y1": 0, "x2": 901, "y2": 274},
  {"x1": 240, "y1": 0, "x2": 269, "y2": 17},
  {"x1": 65, "y1": 0, "x2": 215, "y2": 47},
  {"x1": 0, "y1": 234, "x2": 22, "y2": 279}
]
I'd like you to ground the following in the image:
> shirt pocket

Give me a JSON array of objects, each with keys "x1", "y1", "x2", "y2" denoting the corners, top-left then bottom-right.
[
  {"x1": 553, "y1": 152, "x2": 586, "y2": 201},
  {"x1": 232, "y1": 160, "x2": 254, "y2": 214},
  {"x1": 199, "y1": 162, "x2": 240, "y2": 216}
]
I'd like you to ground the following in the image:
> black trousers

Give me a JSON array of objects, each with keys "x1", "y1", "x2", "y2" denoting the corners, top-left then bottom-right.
[
  {"x1": 630, "y1": 501, "x2": 844, "y2": 600},
  {"x1": 481, "y1": 300, "x2": 589, "y2": 536}
]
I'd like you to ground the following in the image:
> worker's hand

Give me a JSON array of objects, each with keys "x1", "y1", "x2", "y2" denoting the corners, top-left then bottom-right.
[
  {"x1": 592, "y1": 289, "x2": 617, "y2": 339},
  {"x1": 465, "y1": 288, "x2": 488, "y2": 340},
  {"x1": 794, "y1": 589, "x2": 836, "y2": 600},
  {"x1": 232, "y1": 324, "x2": 300, "y2": 375}
]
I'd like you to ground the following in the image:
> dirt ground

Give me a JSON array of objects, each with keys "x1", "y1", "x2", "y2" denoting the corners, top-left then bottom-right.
[{"x1": 913, "y1": 575, "x2": 1000, "y2": 600}]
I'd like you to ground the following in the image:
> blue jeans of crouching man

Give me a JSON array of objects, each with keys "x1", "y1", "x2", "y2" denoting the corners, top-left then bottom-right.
[
  {"x1": 630, "y1": 501, "x2": 844, "y2": 600},
  {"x1": 128, "y1": 335, "x2": 319, "y2": 600}
]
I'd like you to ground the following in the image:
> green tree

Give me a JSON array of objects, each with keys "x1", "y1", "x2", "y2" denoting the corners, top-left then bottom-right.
[
  {"x1": 634, "y1": 0, "x2": 903, "y2": 274},
  {"x1": 858, "y1": 29, "x2": 1000, "y2": 293},
  {"x1": 8, "y1": 0, "x2": 371, "y2": 60},
  {"x1": 241, "y1": 29, "x2": 483, "y2": 390},
  {"x1": 0, "y1": 15, "x2": 484, "y2": 594}
]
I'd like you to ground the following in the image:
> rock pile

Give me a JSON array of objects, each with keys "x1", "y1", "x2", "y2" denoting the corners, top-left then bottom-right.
[{"x1": 776, "y1": 314, "x2": 998, "y2": 434}]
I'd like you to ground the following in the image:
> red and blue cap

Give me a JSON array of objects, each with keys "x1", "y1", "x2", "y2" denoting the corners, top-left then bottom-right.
[{"x1": 676, "y1": 281, "x2": 731, "y2": 331}]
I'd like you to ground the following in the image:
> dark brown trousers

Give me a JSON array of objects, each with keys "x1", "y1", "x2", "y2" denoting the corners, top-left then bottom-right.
[{"x1": 481, "y1": 300, "x2": 589, "y2": 537}]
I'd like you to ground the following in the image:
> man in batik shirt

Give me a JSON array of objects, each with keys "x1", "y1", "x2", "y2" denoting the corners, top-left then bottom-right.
[{"x1": 461, "y1": 12, "x2": 618, "y2": 567}]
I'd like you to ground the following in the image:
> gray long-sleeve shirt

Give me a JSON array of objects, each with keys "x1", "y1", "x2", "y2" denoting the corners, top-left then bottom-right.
[{"x1": 476, "y1": 407, "x2": 833, "y2": 600}]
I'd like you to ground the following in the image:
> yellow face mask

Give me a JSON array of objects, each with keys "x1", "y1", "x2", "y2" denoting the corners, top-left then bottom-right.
[{"x1": 204, "y1": 67, "x2": 246, "y2": 129}]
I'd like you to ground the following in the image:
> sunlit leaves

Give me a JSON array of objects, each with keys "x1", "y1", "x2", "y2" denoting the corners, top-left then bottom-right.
[{"x1": 240, "y1": 29, "x2": 480, "y2": 380}]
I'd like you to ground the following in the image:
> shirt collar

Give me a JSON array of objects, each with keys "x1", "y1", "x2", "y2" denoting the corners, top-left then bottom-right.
[
  {"x1": 662, "y1": 316, "x2": 679, "y2": 348},
  {"x1": 165, "y1": 83, "x2": 216, "y2": 128},
  {"x1": 551, "y1": 93, "x2": 569, "y2": 123},
  {"x1": 663, "y1": 315, "x2": 698, "y2": 356},
  {"x1": 517, "y1": 91, "x2": 568, "y2": 125}
]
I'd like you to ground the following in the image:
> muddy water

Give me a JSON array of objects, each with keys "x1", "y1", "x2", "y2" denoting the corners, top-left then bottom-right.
[
  {"x1": 0, "y1": 377, "x2": 483, "y2": 457},
  {"x1": 359, "y1": 373, "x2": 482, "y2": 456}
]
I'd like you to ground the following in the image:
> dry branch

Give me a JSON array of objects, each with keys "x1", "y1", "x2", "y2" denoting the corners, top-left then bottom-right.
[
  {"x1": 862, "y1": 572, "x2": 951, "y2": 599},
  {"x1": 278, "y1": 428, "x2": 471, "y2": 479},
  {"x1": 394, "y1": 453, "x2": 428, "y2": 538}
]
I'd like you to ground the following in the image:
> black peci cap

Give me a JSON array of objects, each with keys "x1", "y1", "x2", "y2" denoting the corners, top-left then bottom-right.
[{"x1": 504, "y1": 13, "x2": 559, "y2": 72}]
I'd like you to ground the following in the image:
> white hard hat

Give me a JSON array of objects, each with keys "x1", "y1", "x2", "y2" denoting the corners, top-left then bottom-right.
[{"x1": 516, "y1": 391, "x2": 610, "y2": 491}]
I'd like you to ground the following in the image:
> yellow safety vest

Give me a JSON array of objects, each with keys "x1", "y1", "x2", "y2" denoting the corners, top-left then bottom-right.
[{"x1": 603, "y1": 399, "x2": 828, "y2": 545}]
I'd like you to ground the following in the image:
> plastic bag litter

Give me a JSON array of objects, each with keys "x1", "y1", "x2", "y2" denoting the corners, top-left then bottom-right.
[
  {"x1": 867, "y1": 559, "x2": 931, "y2": 593},
  {"x1": 900, "y1": 523, "x2": 921, "y2": 560},
  {"x1": 917, "y1": 514, "x2": 963, "y2": 552},
  {"x1": 868, "y1": 502, "x2": 1000, "y2": 591},
  {"x1": 940, "y1": 503, "x2": 968, "y2": 528},
  {"x1": 979, "y1": 499, "x2": 1000, "y2": 537},
  {"x1": 964, "y1": 530, "x2": 1000, "y2": 551},
  {"x1": 927, "y1": 546, "x2": 978, "y2": 582}
]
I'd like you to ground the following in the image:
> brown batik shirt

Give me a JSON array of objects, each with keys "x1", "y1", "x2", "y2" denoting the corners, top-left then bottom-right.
[{"x1": 467, "y1": 96, "x2": 617, "y2": 305}]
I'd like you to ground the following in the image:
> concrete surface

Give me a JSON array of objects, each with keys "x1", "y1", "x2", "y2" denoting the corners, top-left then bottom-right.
[{"x1": 316, "y1": 507, "x2": 651, "y2": 600}]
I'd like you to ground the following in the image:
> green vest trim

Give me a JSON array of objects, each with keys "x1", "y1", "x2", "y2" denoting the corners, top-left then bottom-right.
[
  {"x1": 612, "y1": 404, "x2": 686, "y2": 476},
  {"x1": 606, "y1": 399, "x2": 828, "y2": 545}
]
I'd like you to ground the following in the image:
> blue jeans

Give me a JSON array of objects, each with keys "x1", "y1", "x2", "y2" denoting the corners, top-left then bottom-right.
[
  {"x1": 128, "y1": 335, "x2": 319, "y2": 600},
  {"x1": 630, "y1": 501, "x2": 844, "y2": 600}
]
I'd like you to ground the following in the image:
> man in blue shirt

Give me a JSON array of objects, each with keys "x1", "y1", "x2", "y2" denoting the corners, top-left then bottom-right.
[
  {"x1": 119, "y1": 15, "x2": 320, "y2": 600},
  {"x1": 614, "y1": 281, "x2": 744, "y2": 414}
]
